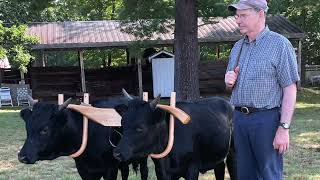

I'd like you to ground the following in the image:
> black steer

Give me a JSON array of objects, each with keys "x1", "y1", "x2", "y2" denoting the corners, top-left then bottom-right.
[
  {"x1": 18, "y1": 97, "x2": 148, "y2": 180},
  {"x1": 113, "y1": 96, "x2": 236, "y2": 180}
]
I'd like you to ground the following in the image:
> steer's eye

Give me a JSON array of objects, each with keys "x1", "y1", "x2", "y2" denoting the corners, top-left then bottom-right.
[
  {"x1": 40, "y1": 127, "x2": 49, "y2": 135},
  {"x1": 136, "y1": 127, "x2": 144, "y2": 133}
]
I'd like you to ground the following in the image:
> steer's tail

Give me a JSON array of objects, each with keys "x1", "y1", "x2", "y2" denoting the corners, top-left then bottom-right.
[
  {"x1": 226, "y1": 134, "x2": 237, "y2": 180},
  {"x1": 223, "y1": 98, "x2": 237, "y2": 180}
]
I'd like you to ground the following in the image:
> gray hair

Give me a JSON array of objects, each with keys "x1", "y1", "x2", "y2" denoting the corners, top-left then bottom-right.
[{"x1": 253, "y1": 6, "x2": 268, "y2": 13}]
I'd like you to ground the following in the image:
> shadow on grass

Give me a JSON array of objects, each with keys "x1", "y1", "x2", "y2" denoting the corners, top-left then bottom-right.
[{"x1": 284, "y1": 99, "x2": 320, "y2": 179}]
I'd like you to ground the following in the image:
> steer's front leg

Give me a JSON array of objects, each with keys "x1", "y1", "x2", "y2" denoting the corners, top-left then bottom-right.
[
  {"x1": 213, "y1": 161, "x2": 226, "y2": 180},
  {"x1": 75, "y1": 161, "x2": 104, "y2": 180},
  {"x1": 186, "y1": 163, "x2": 200, "y2": 180}
]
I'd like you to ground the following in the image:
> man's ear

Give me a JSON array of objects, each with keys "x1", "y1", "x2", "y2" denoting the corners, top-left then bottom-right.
[
  {"x1": 114, "y1": 104, "x2": 128, "y2": 116},
  {"x1": 20, "y1": 108, "x2": 32, "y2": 122}
]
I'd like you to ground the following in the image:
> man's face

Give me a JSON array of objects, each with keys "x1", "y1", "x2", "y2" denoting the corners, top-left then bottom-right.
[{"x1": 235, "y1": 8, "x2": 261, "y2": 35}]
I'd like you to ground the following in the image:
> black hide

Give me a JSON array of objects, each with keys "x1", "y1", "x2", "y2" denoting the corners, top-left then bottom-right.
[
  {"x1": 18, "y1": 97, "x2": 148, "y2": 180},
  {"x1": 114, "y1": 97, "x2": 236, "y2": 180}
]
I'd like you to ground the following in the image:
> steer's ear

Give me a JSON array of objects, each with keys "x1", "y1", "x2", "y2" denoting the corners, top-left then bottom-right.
[
  {"x1": 114, "y1": 104, "x2": 128, "y2": 116},
  {"x1": 20, "y1": 108, "x2": 32, "y2": 122}
]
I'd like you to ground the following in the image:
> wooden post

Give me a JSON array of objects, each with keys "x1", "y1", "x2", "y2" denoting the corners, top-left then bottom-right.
[
  {"x1": 102, "y1": 53, "x2": 107, "y2": 69},
  {"x1": 36, "y1": 50, "x2": 45, "y2": 67},
  {"x1": 143, "y1": 92, "x2": 148, "y2": 102},
  {"x1": 126, "y1": 49, "x2": 130, "y2": 65},
  {"x1": 107, "y1": 52, "x2": 112, "y2": 67},
  {"x1": 216, "y1": 45, "x2": 220, "y2": 60},
  {"x1": 138, "y1": 58, "x2": 143, "y2": 98},
  {"x1": 297, "y1": 40, "x2": 302, "y2": 88},
  {"x1": 58, "y1": 94, "x2": 64, "y2": 105},
  {"x1": 20, "y1": 70, "x2": 25, "y2": 84},
  {"x1": 83, "y1": 93, "x2": 89, "y2": 104},
  {"x1": 40, "y1": 50, "x2": 44, "y2": 67},
  {"x1": 41, "y1": 50, "x2": 46, "y2": 67},
  {"x1": 78, "y1": 50, "x2": 87, "y2": 92},
  {"x1": 0, "y1": 68, "x2": 3, "y2": 84}
]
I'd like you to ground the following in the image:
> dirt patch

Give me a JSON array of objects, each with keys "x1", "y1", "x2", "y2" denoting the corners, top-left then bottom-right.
[{"x1": 0, "y1": 161, "x2": 15, "y2": 170}]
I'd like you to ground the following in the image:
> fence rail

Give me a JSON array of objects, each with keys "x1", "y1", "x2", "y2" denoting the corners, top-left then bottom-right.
[
  {"x1": 1, "y1": 61, "x2": 228, "y2": 102},
  {"x1": 306, "y1": 65, "x2": 320, "y2": 71},
  {"x1": 0, "y1": 68, "x2": 31, "y2": 84}
]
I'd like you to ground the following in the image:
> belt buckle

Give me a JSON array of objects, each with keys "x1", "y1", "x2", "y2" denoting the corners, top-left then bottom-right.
[{"x1": 241, "y1": 107, "x2": 250, "y2": 114}]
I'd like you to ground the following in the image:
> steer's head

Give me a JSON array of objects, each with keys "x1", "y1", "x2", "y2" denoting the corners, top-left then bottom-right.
[
  {"x1": 18, "y1": 99, "x2": 72, "y2": 164},
  {"x1": 113, "y1": 96, "x2": 165, "y2": 162}
]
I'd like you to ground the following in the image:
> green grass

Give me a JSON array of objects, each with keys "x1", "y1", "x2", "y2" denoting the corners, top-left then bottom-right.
[
  {"x1": 283, "y1": 87, "x2": 320, "y2": 180},
  {"x1": 0, "y1": 87, "x2": 319, "y2": 179}
]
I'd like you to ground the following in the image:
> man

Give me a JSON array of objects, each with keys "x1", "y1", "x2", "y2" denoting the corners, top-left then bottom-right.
[{"x1": 225, "y1": 0, "x2": 300, "y2": 179}]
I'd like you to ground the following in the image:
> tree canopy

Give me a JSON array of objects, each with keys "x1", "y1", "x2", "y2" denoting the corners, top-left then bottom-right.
[
  {"x1": 0, "y1": 22, "x2": 38, "y2": 72},
  {"x1": 0, "y1": 0, "x2": 319, "y2": 96},
  {"x1": 1, "y1": 0, "x2": 318, "y2": 65}
]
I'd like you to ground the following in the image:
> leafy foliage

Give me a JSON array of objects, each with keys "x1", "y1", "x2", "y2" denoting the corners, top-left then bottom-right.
[
  {"x1": 1, "y1": 0, "x2": 319, "y2": 69},
  {"x1": 40, "y1": 0, "x2": 124, "y2": 21},
  {"x1": 118, "y1": 0, "x2": 174, "y2": 38},
  {"x1": 0, "y1": 22, "x2": 38, "y2": 72},
  {"x1": 118, "y1": 0, "x2": 234, "y2": 38},
  {"x1": 0, "y1": 0, "x2": 55, "y2": 24},
  {"x1": 269, "y1": 0, "x2": 320, "y2": 65},
  {"x1": 83, "y1": 49, "x2": 127, "y2": 68}
]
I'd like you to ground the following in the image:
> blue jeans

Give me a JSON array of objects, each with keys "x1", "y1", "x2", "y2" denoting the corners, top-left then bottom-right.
[{"x1": 233, "y1": 108, "x2": 283, "y2": 180}]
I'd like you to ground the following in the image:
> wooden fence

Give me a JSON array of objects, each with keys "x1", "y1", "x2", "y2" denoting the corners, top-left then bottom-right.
[
  {"x1": 199, "y1": 61, "x2": 227, "y2": 96},
  {"x1": 305, "y1": 65, "x2": 320, "y2": 84},
  {"x1": 1, "y1": 61, "x2": 228, "y2": 102},
  {"x1": 305, "y1": 65, "x2": 320, "y2": 71},
  {"x1": 0, "y1": 68, "x2": 30, "y2": 84}
]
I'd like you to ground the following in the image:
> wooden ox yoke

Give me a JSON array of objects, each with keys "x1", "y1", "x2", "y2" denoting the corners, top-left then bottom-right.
[{"x1": 67, "y1": 104, "x2": 122, "y2": 127}]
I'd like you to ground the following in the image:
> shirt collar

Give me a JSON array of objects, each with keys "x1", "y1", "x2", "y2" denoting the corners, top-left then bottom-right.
[{"x1": 243, "y1": 26, "x2": 270, "y2": 45}]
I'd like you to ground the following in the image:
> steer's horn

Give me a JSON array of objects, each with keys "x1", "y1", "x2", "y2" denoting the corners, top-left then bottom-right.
[
  {"x1": 27, "y1": 95, "x2": 37, "y2": 106},
  {"x1": 150, "y1": 95, "x2": 161, "y2": 109},
  {"x1": 58, "y1": 98, "x2": 73, "y2": 111},
  {"x1": 122, "y1": 88, "x2": 134, "y2": 100},
  {"x1": 156, "y1": 105, "x2": 191, "y2": 124}
]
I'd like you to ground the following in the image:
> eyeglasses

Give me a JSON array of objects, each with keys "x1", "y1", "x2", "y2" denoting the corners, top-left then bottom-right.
[
  {"x1": 234, "y1": 9, "x2": 261, "y2": 20},
  {"x1": 234, "y1": 14, "x2": 251, "y2": 20}
]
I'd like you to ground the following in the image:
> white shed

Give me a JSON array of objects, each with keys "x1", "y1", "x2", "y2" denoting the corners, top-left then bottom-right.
[
  {"x1": 0, "y1": 57, "x2": 11, "y2": 69},
  {"x1": 148, "y1": 51, "x2": 174, "y2": 98}
]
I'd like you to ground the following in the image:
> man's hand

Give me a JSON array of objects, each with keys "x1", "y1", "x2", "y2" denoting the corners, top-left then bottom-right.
[
  {"x1": 225, "y1": 66, "x2": 240, "y2": 89},
  {"x1": 273, "y1": 127, "x2": 290, "y2": 154}
]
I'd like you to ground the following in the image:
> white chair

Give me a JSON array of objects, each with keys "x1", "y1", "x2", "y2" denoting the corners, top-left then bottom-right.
[
  {"x1": 0, "y1": 87, "x2": 13, "y2": 107},
  {"x1": 17, "y1": 87, "x2": 30, "y2": 106},
  {"x1": 310, "y1": 75, "x2": 320, "y2": 86}
]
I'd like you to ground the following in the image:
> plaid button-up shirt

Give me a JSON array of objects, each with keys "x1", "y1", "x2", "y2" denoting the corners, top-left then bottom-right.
[{"x1": 227, "y1": 27, "x2": 300, "y2": 109}]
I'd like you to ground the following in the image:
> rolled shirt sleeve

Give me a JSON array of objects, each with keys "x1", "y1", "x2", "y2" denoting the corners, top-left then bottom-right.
[{"x1": 276, "y1": 39, "x2": 300, "y2": 88}]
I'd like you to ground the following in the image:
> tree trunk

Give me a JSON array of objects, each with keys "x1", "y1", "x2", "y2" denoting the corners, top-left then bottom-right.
[
  {"x1": 107, "y1": 52, "x2": 112, "y2": 67},
  {"x1": 174, "y1": 0, "x2": 200, "y2": 101}
]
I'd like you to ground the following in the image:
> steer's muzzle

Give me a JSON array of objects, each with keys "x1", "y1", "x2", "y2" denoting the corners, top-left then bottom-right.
[
  {"x1": 113, "y1": 145, "x2": 133, "y2": 162},
  {"x1": 18, "y1": 153, "x2": 36, "y2": 164},
  {"x1": 113, "y1": 151, "x2": 124, "y2": 161}
]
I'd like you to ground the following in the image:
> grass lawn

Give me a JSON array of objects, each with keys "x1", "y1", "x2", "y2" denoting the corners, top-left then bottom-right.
[{"x1": 0, "y1": 87, "x2": 319, "y2": 180}]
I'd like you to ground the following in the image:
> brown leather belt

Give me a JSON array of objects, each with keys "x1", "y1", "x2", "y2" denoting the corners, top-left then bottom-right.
[{"x1": 235, "y1": 106, "x2": 269, "y2": 114}]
